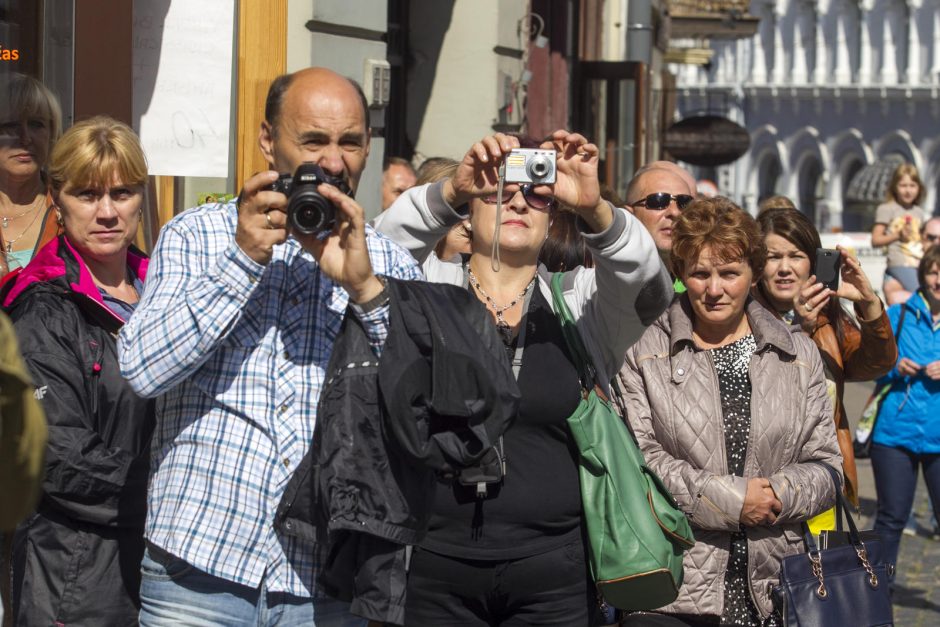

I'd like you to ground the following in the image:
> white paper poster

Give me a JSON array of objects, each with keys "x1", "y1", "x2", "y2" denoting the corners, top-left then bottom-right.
[{"x1": 132, "y1": 0, "x2": 235, "y2": 177}]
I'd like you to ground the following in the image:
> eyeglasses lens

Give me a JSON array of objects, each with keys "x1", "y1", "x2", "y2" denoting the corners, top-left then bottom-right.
[
  {"x1": 641, "y1": 193, "x2": 693, "y2": 210},
  {"x1": 483, "y1": 185, "x2": 554, "y2": 210}
]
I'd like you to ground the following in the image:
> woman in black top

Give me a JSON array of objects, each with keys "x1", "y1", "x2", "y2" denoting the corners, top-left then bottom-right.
[{"x1": 374, "y1": 131, "x2": 672, "y2": 625}]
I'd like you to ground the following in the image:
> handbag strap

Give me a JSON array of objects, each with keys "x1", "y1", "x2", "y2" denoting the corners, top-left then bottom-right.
[
  {"x1": 549, "y1": 271, "x2": 597, "y2": 389},
  {"x1": 548, "y1": 273, "x2": 641, "y2": 444},
  {"x1": 802, "y1": 462, "x2": 863, "y2": 551},
  {"x1": 864, "y1": 304, "x2": 909, "y2": 447}
]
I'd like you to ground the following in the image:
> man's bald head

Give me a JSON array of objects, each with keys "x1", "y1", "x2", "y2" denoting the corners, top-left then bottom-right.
[
  {"x1": 625, "y1": 164, "x2": 696, "y2": 256},
  {"x1": 264, "y1": 68, "x2": 370, "y2": 137},
  {"x1": 258, "y1": 67, "x2": 372, "y2": 192},
  {"x1": 627, "y1": 161, "x2": 696, "y2": 202}
]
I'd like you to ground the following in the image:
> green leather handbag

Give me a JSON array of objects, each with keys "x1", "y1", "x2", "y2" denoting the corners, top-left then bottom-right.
[{"x1": 551, "y1": 272, "x2": 695, "y2": 610}]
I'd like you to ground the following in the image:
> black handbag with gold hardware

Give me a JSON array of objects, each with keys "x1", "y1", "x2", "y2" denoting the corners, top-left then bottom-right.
[{"x1": 771, "y1": 464, "x2": 894, "y2": 627}]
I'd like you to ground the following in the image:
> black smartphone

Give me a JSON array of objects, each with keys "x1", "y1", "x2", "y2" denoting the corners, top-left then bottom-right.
[{"x1": 815, "y1": 248, "x2": 842, "y2": 291}]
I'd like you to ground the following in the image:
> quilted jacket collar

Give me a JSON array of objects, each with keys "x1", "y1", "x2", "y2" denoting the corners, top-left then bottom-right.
[{"x1": 667, "y1": 294, "x2": 796, "y2": 358}]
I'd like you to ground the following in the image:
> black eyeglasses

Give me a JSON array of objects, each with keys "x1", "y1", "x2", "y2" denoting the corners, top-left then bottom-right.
[
  {"x1": 630, "y1": 192, "x2": 694, "y2": 210},
  {"x1": 482, "y1": 184, "x2": 555, "y2": 211}
]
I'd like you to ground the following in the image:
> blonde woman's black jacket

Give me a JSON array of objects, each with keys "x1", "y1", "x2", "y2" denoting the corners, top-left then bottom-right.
[
  {"x1": 1, "y1": 235, "x2": 154, "y2": 626},
  {"x1": 275, "y1": 278, "x2": 520, "y2": 624}
]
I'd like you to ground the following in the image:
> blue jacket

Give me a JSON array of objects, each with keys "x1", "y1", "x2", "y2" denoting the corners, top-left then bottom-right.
[{"x1": 873, "y1": 292, "x2": 940, "y2": 453}]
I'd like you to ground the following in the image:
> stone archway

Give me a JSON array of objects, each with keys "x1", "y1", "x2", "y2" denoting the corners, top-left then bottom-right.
[
  {"x1": 828, "y1": 129, "x2": 873, "y2": 230},
  {"x1": 788, "y1": 128, "x2": 829, "y2": 228},
  {"x1": 796, "y1": 155, "x2": 825, "y2": 228},
  {"x1": 756, "y1": 152, "x2": 784, "y2": 203}
]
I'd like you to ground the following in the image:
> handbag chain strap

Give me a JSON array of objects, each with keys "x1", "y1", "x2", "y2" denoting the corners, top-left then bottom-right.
[{"x1": 804, "y1": 462, "x2": 880, "y2": 593}]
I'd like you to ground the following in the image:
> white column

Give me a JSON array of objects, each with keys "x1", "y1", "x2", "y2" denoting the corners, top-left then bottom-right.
[
  {"x1": 727, "y1": 40, "x2": 738, "y2": 82},
  {"x1": 859, "y1": 5, "x2": 874, "y2": 83},
  {"x1": 932, "y1": 4, "x2": 940, "y2": 84},
  {"x1": 883, "y1": 3, "x2": 900, "y2": 83},
  {"x1": 773, "y1": 11, "x2": 788, "y2": 83},
  {"x1": 793, "y1": 7, "x2": 810, "y2": 82},
  {"x1": 814, "y1": 5, "x2": 829, "y2": 83},
  {"x1": 907, "y1": 1, "x2": 923, "y2": 84},
  {"x1": 751, "y1": 25, "x2": 768, "y2": 83},
  {"x1": 834, "y1": 3, "x2": 854, "y2": 83}
]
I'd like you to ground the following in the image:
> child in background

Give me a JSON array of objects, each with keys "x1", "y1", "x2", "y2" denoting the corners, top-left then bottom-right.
[{"x1": 871, "y1": 163, "x2": 926, "y2": 292}]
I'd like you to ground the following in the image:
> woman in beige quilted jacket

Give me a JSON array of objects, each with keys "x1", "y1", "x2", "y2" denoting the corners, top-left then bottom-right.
[{"x1": 619, "y1": 197, "x2": 842, "y2": 627}]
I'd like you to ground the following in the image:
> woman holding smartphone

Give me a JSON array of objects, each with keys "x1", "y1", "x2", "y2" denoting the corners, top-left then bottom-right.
[{"x1": 755, "y1": 206, "x2": 896, "y2": 506}]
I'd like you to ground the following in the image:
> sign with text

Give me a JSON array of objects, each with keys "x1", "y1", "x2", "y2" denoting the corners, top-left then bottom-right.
[{"x1": 132, "y1": 0, "x2": 234, "y2": 177}]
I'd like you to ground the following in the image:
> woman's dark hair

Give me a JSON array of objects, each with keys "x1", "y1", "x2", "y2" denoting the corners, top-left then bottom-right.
[
  {"x1": 758, "y1": 195, "x2": 797, "y2": 212},
  {"x1": 756, "y1": 206, "x2": 822, "y2": 273},
  {"x1": 756, "y1": 205, "x2": 848, "y2": 336},
  {"x1": 539, "y1": 211, "x2": 593, "y2": 272},
  {"x1": 918, "y1": 245, "x2": 940, "y2": 290}
]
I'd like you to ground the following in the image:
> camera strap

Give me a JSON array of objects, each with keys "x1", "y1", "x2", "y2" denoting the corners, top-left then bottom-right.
[{"x1": 462, "y1": 261, "x2": 536, "y2": 497}]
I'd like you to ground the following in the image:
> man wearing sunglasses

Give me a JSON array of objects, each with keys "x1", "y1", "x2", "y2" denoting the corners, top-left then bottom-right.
[{"x1": 624, "y1": 162, "x2": 696, "y2": 263}]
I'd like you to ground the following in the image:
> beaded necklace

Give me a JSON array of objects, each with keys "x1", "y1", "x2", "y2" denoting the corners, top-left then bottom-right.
[{"x1": 467, "y1": 266, "x2": 537, "y2": 337}]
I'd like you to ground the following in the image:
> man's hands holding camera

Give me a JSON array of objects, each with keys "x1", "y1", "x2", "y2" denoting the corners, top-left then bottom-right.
[
  {"x1": 235, "y1": 170, "x2": 383, "y2": 306},
  {"x1": 235, "y1": 171, "x2": 289, "y2": 266},
  {"x1": 442, "y1": 130, "x2": 613, "y2": 233}
]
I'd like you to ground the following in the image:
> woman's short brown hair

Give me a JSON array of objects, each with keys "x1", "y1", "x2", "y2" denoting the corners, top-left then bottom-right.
[
  {"x1": 887, "y1": 163, "x2": 925, "y2": 206},
  {"x1": 671, "y1": 196, "x2": 765, "y2": 279},
  {"x1": 918, "y1": 244, "x2": 940, "y2": 290},
  {"x1": 48, "y1": 116, "x2": 148, "y2": 194}
]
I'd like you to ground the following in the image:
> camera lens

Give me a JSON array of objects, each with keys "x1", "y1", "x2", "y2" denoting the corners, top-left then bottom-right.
[
  {"x1": 288, "y1": 189, "x2": 335, "y2": 235},
  {"x1": 526, "y1": 155, "x2": 551, "y2": 182}
]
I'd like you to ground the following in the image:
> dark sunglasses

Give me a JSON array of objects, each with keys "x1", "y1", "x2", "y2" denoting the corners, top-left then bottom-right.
[
  {"x1": 630, "y1": 192, "x2": 694, "y2": 210},
  {"x1": 482, "y1": 184, "x2": 555, "y2": 211}
]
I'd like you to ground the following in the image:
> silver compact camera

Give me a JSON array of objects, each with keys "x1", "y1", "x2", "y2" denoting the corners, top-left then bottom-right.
[{"x1": 504, "y1": 148, "x2": 556, "y2": 184}]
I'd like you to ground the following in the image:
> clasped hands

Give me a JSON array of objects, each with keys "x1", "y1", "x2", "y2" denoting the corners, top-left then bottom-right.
[{"x1": 740, "y1": 477, "x2": 783, "y2": 527}]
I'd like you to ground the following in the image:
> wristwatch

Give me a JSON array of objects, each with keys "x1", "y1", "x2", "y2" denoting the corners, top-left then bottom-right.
[{"x1": 353, "y1": 275, "x2": 390, "y2": 313}]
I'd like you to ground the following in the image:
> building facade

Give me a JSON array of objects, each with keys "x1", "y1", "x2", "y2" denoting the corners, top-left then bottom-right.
[{"x1": 673, "y1": 0, "x2": 940, "y2": 231}]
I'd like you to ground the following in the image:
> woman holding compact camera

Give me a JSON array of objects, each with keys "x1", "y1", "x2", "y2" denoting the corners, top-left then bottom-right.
[
  {"x1": 754, "y1": 205, "x2": 896, "y2": 506},
  {"x1": 375, "y1": 131, "x2": 671, "y2": 625}
]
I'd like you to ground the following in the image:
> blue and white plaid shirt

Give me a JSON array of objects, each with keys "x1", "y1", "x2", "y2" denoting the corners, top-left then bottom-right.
[{"x1": 118, "y1": 199, "x2": 421, "y2": 597}]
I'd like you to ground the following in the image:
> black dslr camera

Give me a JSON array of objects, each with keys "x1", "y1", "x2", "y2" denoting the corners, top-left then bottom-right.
[{"x1": 269, "y1": 163, "x2": 352, "y2": 235}]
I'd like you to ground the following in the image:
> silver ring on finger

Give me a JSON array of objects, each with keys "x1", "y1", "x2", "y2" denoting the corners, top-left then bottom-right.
[
  {"x1": 265, "y1": 212, "x2": 275, "y2": 230},
  {"x1": 804, "y1": 301, "x2": 813, "y2": 312}
]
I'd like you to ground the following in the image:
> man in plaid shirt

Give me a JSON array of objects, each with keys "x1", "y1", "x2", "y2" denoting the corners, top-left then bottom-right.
[{"x1": 119, "y1": 68, "x2": 420, "y2": 626}]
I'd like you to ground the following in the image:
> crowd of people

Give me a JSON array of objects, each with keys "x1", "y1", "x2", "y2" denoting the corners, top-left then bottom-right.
[{"x1": 0, "y1": 64, "x2": 936, "y2": 627}]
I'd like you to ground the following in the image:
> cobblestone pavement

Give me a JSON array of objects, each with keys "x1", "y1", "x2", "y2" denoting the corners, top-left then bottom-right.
[{"x1": 846, "y1": 381, "x2": 940, "y2": 626}]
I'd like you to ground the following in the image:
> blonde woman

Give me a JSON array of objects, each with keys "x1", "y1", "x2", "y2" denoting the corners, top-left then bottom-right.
[{"x1": 3, "y1": 116, "x2": 154, "y2": 626}]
